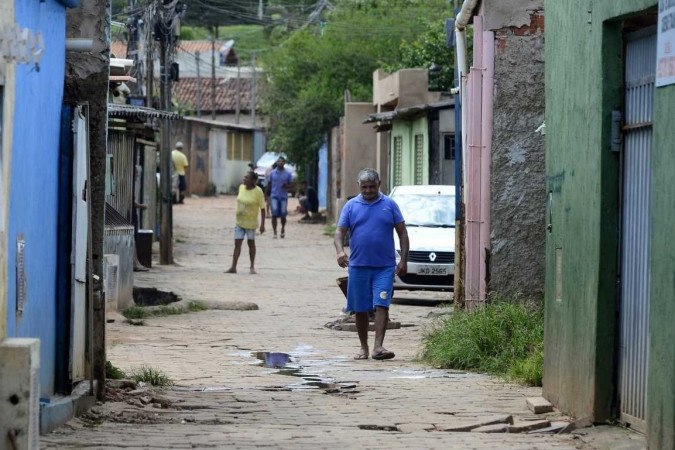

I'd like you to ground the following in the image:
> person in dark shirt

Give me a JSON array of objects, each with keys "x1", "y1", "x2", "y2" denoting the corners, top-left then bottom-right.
[{"x1": 299, "y1": 180, "x2": 319, "y2": 220}]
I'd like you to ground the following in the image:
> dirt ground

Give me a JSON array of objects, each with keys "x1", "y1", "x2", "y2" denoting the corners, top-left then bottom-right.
[{"x1": 43, "y1": 195, "x2": 646, "y2": 449}]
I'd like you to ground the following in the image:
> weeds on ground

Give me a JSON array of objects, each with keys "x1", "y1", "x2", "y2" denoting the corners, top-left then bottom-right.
[
  {"x1": 106, "y1": 361, "x2": 126, "y2": 380},
  {"x1": 204, "y1": 182, "x2": 217, "y2": 197},
  {"x1": 122, "y1": 301, "x2": 207, "y2": 320},
  {"x1": 188, "y1": 301, "x2": 207, "y2": 312},
  {"x1": 323, "y1": 223, "x2": 337, "y2": 237},
  {"x1": 130, "y1": 366, "x2": 173, "y2": 387},
  {"x1": 422, "y1": 299, "x2": 544, "y2": 386},
  {"x1": 122, "y1": 306, "x2": 149, "y2": 320}
]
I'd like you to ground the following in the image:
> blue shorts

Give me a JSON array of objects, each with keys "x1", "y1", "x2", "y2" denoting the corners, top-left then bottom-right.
[
  {"x1": 346, "y1": 266, "x2": 395, "y2": 313},
  {"x1": 234, "y1": 226, "x2": 255, "y2": 240},
  {"x1": 270, "y1": 196, "x2": 288, "y2": 218}
]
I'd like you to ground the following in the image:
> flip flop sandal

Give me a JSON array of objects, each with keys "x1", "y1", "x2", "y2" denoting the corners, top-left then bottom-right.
[
  {"x1": 371, "y1": 350, "x2": 395, "y2": 360},
  {"x1": 354, "y1": 353, "x2": 369, "y2": 360}
]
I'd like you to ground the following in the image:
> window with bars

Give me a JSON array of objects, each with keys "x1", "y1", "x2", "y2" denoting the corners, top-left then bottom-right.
[
  {"x1": 443, "y1": 133, "x2": 456, "y2": 160},
  {"x1": 414, "y1": 134, "x2": 424, "y2": 185},
  {"x1": 393, "y1": 135, "x2": 402, "y2": 187}
]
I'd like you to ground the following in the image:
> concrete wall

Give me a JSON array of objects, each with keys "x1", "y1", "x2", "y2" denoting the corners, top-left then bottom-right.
[
  {"x1": 329, "y1": 124, "x2": 341, "y2": 220},
  {"x1": 103, "y1": 231, "x2": 134, "y2": 311},
  {"x1": 489, "y1": 11, "x2": 546, "y2": 300},
  {"x1": 341, "y1": 103, "x2": 377, "y2": 200},
  {"x1": 372, "y1": 69, "x2": 441, "y2": 109},
  {"x1": 7, "y1": 0, "x2": 68, "y2": 397},
  {"x1": 174, "y1": 119, "x2": 255, "y2": 195},
  {"x1": 65, "y1": 0, "x2": 110, "y2": 401},
  {"x1": 482, "y1": 0, "x2": 543, "y2": 30},
  {"x1": 0, "y1": 0, "x2": 16, "y2": 342},
  {"x1": 545, "y1": 1, "x2": 674, "y2": 447}
]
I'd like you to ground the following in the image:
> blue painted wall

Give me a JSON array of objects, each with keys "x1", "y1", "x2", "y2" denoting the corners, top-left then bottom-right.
[
  {"x1": 7, "y1": 0, "x2": 67, "y2": 397},
  {"x1": 318, "y1": 143, "x2": 328, "y2": 210}
]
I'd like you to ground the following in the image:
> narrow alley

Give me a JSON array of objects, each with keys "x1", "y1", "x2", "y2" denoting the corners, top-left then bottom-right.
[{"x1": 42, "y1": 196, "x2": 645, "y2": 449}]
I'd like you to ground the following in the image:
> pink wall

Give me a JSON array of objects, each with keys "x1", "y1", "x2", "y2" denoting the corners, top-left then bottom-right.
[{"x1": 464, "y1": 16, "x2": 495, "y2": 307}]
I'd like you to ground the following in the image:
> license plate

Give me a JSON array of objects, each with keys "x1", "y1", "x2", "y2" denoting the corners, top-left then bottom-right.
[{"x1": 416, "y1": 265, "x2": 448, "y2": 276}]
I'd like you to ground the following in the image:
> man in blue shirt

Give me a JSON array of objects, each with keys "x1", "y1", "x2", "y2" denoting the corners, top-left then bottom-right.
[
  {"x1": 268, "y1": 156, "x2": 295, "y2": 238},
  {"x1": 334, "y1": 168, "x2": 409, "y2": 360}
]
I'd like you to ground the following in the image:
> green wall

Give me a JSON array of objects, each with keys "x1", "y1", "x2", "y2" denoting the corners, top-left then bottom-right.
[
  {"x1": 648, "y1": 59, "x2": 675, "y2": 450},
  {"x1": 545, "y1": 1, "x2": 674, "y2": 447},
  {"x1": 390, "y1": 116, "x2": 429, "y2": 187}
]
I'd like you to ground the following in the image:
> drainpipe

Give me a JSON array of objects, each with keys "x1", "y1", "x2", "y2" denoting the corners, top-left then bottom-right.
[{"x1": 453, "y1": 0, "x2": 480, "y2": 308}]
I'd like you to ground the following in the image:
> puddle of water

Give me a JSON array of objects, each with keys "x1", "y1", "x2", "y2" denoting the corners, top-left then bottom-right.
[
  {"x1": 255, "y1": 352, "x2": 292, "y2": 368},
  {"x1": 253, "y1": 351, "x2": 352, "y2": 391},
  {"x1": 174, "y1": 386, "x2": 231, "y2": 392}
]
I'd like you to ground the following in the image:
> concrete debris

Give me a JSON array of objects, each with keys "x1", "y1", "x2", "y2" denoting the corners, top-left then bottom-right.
[
  {"x1": 440, "y1": 414, "x2": 514, "y2": 432},
  {"x1": 508, "y1": 420, "x2": 551, "y2": 433},
  {"x1": 472, "y1": 424, "x2": 510, "y2": 433},
  {"x1": 528, "y1": 421, "x2": 570, "y2": 434},
  {"x1": 526, "y1": 397, "x2": 553, "y2": 414}
]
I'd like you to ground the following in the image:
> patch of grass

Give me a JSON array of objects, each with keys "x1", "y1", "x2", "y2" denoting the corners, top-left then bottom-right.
[
  {"x1": 188, "y1": 301, "x2": 207, "y2": 312},
  {"x1": 422, "y1": 300, "x2": 544, "y2": 386},
  {"x1": 153, "y1": 305, "x2": 185, "y2": 316},
  {"x1": 130, "y1": 366, "x2": 173, "y2": 387},
  {"x1": 204, "y1": 182, "x2": 217, "y2": 197},
  {"x1": 121, "y1": 306, "x2": 150, "y2": 320},
  {"x1": 106, "y1": 361, "x2": 126, "y2": 380},
  {"x1": 323, "y1": 223, "x2": 337, "y2": 236},
  {"x1": 122, "y1": 301, "x2": 207, "y2": 320}
]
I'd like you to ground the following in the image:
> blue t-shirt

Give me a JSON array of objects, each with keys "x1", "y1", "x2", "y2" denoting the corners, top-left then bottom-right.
[
  {"x1": 268, "y1": 168, "x2": 293, "y2": 198},
  {"x1": 337, "y1": 193, "x2": 404, "y2": 267}
]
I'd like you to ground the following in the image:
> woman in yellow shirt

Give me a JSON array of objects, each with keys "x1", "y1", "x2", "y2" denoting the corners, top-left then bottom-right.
[{"x1": 225, "y1": 171, "x2": 266, "y2": 274}]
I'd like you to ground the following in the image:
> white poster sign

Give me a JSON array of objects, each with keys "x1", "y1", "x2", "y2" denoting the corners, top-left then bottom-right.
[{"x1": 657, "y1": 0, "x2": 675, "y2": 87}]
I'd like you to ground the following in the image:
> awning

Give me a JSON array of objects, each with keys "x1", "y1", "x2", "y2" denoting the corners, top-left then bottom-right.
[
  {"x1": 108, "y1": 103, "x2": 181, "y2": 121},
  {"x1": 363, "y1": 100, "x2": 455, "y2": 124}
]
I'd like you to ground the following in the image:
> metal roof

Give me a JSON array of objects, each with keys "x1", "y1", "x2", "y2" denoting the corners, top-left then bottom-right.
[
  {"x1": 363, "y1": 100, "x2": 455, "y2": 124},
  {"x1": 108, "y1": 103, "x2": 181, "y2": 120}
]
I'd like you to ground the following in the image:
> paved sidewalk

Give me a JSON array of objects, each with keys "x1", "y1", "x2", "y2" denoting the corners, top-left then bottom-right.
[{"x1": 43, "y1": 196, "x2": 645, "y2": 449}]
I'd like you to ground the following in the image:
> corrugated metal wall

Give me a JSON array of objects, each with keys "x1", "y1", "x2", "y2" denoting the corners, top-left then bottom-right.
[
  {"x1": 106, "y1": 130, "x2": 135, "y2": 222},
  {"x1": 618, "y1": 27, "x2": 655, "y2": 430}
]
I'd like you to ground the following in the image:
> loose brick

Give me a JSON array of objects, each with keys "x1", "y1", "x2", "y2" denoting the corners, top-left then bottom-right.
[{"x1": 526, "y1": 397, "x2": 553, "y2": 414}]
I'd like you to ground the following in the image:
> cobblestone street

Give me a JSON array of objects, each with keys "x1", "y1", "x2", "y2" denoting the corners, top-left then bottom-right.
[{"x1": 43, "y1": 196, "x2": 645, "y2": 449}]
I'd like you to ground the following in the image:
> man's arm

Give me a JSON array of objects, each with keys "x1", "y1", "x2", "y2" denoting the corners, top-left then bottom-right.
[
  {"x1": 259, "y1": 209, "x2": 266, "y2": 233},
  {"x1": 334, "y1": 226, "x2": 349, "y2": 268},
  {"x1": 394, "y1": 222, "x2": 409, "y2": 276}
]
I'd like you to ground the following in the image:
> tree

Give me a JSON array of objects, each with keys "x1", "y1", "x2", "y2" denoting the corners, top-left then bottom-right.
[
  {"x1": 386, "y1": 20, "x2": 456, "y2": 92},
  {"x1": 261, "y1": 0, "x2": 450, "y2": 169}
]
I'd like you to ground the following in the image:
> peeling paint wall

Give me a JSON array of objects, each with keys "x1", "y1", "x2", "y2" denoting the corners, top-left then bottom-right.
[
  {"x1": 544, "y1": 2, "x2": 675, "y2": 448},
  {"x1": 7, "y1": 0, "x2": 69, "y2": 397},
  {"x1": 482, "y1": 0, "x2": 543, "y2": 30},
  {"x1": 489, "y1": 11, "x2": 546, "y2": 300},
  {"x1": 65, "y1": 0, "x2": 110, "y2": 399}
]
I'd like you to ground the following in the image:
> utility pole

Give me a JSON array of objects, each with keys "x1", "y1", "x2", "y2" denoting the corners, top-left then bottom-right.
[
  {"x1": 235, "y1": 60, "x2": 241, "y2": 124},
  {"x1": 195, "y1": 50, "x2": 201, "y2": 117},
  {"x1": 146, "y1": 39, "x2": 153, "y2": 108},
  {"x1": 211, "y1": 33, "x2": 216, "y2": 120},
  {"x1": 258, "y1": 0, "x2": 263, "y2": 20},
  {"x1": 159, "y1": 16, "x2": 173, "y2": 265},
  {"x1": 251, "y1": 51, "x2": 257, "y2": 127}
]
